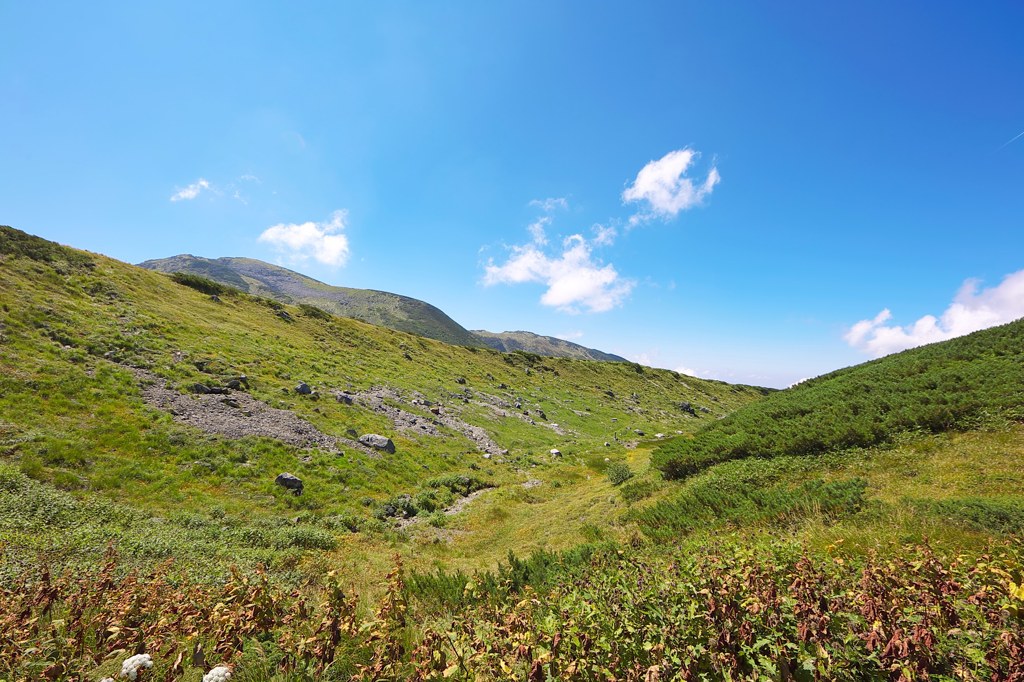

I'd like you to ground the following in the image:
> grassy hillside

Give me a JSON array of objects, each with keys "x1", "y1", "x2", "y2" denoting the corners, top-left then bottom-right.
[
  {"x1": 139, "y1": 254, "x2": 484, "y2": 347},
  {"x1": 3, "y1": 225, "x2": 1022, "y2": 680},
  {"x1": 0, "y1": 226, "x2": 763, "y2": 573},
  {"x1": 472, "y1": 329, "x2": 628, "y2": 362},
  {"x1": 651, "y1": 320, "x2": 1024, "y2": 479}
]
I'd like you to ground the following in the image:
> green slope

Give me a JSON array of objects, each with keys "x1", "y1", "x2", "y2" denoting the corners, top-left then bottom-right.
[
  {"x1": 138, "y1": 254, "x2": 484, "y2": 347},
  {"x1": 4, "y1": 225, "x2": 1024, "y2": 681},
  {"x1": 652, "y1": 318, "x2": 1024, "y2": 479},
  {"x1": 0, "y1": 226, "x2": 766, "y2": 569}
]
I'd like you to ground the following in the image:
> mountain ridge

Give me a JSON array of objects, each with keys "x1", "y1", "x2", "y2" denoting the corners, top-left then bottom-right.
[{"x1": 139, "y1": 253, "x2": 630, "y2": 362}]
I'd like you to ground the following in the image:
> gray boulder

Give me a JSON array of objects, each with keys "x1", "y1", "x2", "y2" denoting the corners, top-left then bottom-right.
[
  {"x1": 275, "y1": 472, "x2": 304, "y2": 496},
  {"x1": 359, "y1": 434, "x2": 396, "y2": 454},
  {"x1": 295, "y1": 381, "x2": 312, "y2": 395}
]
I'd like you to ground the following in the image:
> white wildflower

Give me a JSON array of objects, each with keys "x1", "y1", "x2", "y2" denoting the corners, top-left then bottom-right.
[
  {"x1": 203, "y1": 665, "x2": 232, "y2": 682},
  {"x1": 101, "y1": 678, "x2": 115, "y2": 682},
  {"x1": 119, "y1": 653, "x2": 153, "y2": 680}
]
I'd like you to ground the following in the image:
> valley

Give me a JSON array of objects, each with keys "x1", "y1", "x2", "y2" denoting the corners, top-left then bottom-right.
[{"x1": 1, "y1": 226, "x2": 1022, "y2": 680}]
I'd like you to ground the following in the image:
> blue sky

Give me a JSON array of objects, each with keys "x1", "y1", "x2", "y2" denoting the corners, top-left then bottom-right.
[{"x1": 3, "y1": 2, "x2": 1023, "y2": 387}]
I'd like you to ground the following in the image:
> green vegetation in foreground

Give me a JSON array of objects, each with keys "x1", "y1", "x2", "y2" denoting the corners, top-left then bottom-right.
[
  {"x1": 652, "y1": 318, "x2": 1024, "y2": 479},
  {"x1": 2, "y1": 225, "x2": 1023, "y2": 679}
]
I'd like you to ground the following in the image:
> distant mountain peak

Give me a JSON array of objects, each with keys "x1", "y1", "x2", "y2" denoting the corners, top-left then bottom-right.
[{"x1": 139, "y1": 254, "x2": 630, "y2": 363}]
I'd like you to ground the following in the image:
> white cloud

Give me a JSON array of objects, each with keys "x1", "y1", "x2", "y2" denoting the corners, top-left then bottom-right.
[
  {"x1": 623, "y1": 148, "x2": 720, "y2": 224},
  {"x1": 675, "y1": 365, "x2": 699, "y2": 377},
  {"x1": 529, "y1": 197, "x2": 568, "y2": 212},
  {"x1": 592, "y1": 224, "x2": 617, "y2": 246},
  {"x1": 845, "y1": 270, "x2": 1024, "y2": 357},
  {"x1": 484, "y1": 233, "x2": 634, "y2": 313},
  {"x1": 258, "y1": 210, "x2": 350, "y2": 267},
  {"x1": 170, "y1": 178, "x2": 212, "y2": 202},
  {"x1": 527, "y1": 217, "x2": 550, "y2": 246}
]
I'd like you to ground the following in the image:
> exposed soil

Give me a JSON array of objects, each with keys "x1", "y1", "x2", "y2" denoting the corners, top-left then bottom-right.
[
  {"x1": 396, "y1": 487, "x2": 493, "y2": 530},
  {"x1": 132, "y1": 368, "x2": 379, "y2": 456},
  {"x1": 345, "y1": 386, "x2": 508, "y2": 456}
]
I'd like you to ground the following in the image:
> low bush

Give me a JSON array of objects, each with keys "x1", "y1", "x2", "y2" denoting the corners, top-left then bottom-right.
[
  {"x1": 606, "y1": 461, "x2": 633, "y2": 485},
  {"x1": 169, "y1": 271, "x2": 231, "y2": 296}
]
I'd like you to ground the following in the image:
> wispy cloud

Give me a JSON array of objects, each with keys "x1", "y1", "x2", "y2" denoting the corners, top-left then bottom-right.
[
  {"x1": 997, "y1": 129, "x2": 1024, "y2": 150},
  {"x1": 623, "y1": 148, "x2": 719, "y2": 225},
  {"x1": 258, "y1": 210, "x2": 350, "y2": 267},
  {"x1": 675, "y1": 365, "x2": 699, "y2": 377},
  {"x1": 592, "y1": 224, "x2": 617, "y2": 246},
  {"x1": 170, "y1": 178, "x2": 212, "y2": 202},
  {"x1": 529, "y1": 197, "x2": 568, "y2": 212},
  {"x1": 527, "y1": 217, "x2": 551, "y2": 246},
  {"x1": 483, "y1": 228, "x2": 634, "y2": 313},
  {"x1": 845, "y1": 269, "x2": 1024, "y2": 356}
]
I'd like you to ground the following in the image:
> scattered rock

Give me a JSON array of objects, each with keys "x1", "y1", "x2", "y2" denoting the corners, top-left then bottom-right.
[
  {"x1": 190, "y1": 383, "x2": 212, "y2": 394},
  {"x1": 550, "y1": 448, "x2": 561, "y2": 456},
  {"x1": 483, "y1": 453, "x2": 492, "y2": 459},
  {"x1": 275, "y1": 472, "x2": 304, "y2": 495},
  {"x1": 359, "y1": 434, "x2": 396, "y2": 454},
  {"x1": 226, "y1": 376, "x2": 248, "y2": 390},
  {"x1": 455, "y1": 377, "x2": 467, "y2": 385},
  {"x1": 679, "y1": 401, "x2": 697, "y2": 416},
  {"x1": 655, "y1": 433, "x2": 665, "y2": 439},
  {"x1": 133, "y1": 369, "x2": 339, "y2": 450},
  {"x1": 700, "y1": 406, "x2": 711, "y2": 414},
  {"x1": 276, "y1": 310, "x2": 293, "y2": 322},
  {"x1": 221, "y1": 398, "x2": 240, "y2": 408},
  {"x1": 634, "y1": 429, "x2": 645, "y2": 436},
  {"x1": 295, "y1": 382, "x2": 312, "y2": 395},
  {"x1": 346, "y1": 428, "x2": 359, "y2": 439},
  {"x1": 335, "y1": 393, "x2": 353, "y2": 405},
  {"x1": 522, "y1": 479, "x2": 542, "y2": 489},
  {"x1": 208, "y1": 386, "x2": 230, "y2": 395},
  {"x1": 604, "y1": 442, "x2": 611, "y2": 447},
  {"x1": 209, "y1": 295, "x2": 221, "y2": 303}
]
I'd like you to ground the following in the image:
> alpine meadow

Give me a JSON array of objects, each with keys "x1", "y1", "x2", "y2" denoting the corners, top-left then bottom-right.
[
  {"x1": 2, "y1": 225, "x2": 1022, "y2": 680},
  {"x1": 2, "y1": 3, "x2": 1024, "y2": 681}
]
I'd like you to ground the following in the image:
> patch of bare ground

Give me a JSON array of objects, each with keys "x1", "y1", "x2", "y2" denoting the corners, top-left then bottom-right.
[{"x1": 131, "y1": 368, "x2": 380, "y2": 456}]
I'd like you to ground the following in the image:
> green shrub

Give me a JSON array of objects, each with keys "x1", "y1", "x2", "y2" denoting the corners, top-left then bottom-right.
[
  {"x1": 628, "y1": 477, "x2": 868, "y2": 542},
  {"x1": 618, "y1": 479, "x2": 659, "y2": 503},
  {"x1": 298, "y1": 303, "x2": 333, "y2": 320},
  {"x1": 0, "y1": 226, "x2": 93, "y2": 268},
  {"x1": 653, "y1": 319, "x2": 1024, "y2": 479},
  {"x1": 169, "y1": 272, "x2": 231, "y2": 296},
  {"x1": 606, "y1": 461, "x2": 633, "y2": 486},
  {"x1": 918, "y1": 497, "x2": 1024, "y2": 535}
]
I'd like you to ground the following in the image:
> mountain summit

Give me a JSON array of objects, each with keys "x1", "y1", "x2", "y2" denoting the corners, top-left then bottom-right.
[
  {"x1": 139, "y1": 254, "x2": 629, "y2": 362},
  {"x1": 138, "y1": 255, "x2": 483, "y2": 347}
]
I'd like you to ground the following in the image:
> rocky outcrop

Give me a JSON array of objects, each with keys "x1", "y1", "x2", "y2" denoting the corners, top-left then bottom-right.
[{"x1": 275, "y1": 472, "x2": 304, "y2": 495}]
